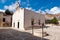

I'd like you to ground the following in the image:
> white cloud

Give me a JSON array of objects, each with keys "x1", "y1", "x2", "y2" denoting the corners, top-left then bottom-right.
[
  {"x1": 41, "y1": 11, "x2": 45, "y2": 14},
  {"x1": 25, "y1": 7, "x2": 38, "y2": 12},
  {"x1": 4, "y1": 3, "x2": 17, "y2": 11},
  {"x1": 0, "y1": 9, "x2": 5, "y2": 12},
  {"x1": 25, "y1": 7, "x2": 33, "y2": 10},
  {"x1": 35, "y1": 9, "x2": 41, "y2": 13},
  {"x1": 35, "y1": 9, "x2": 45, "y2": 14},
  {"x1": 45, "y1": 9, "x2": 52, "y2": 14},
  {"x1": 25, "y1": 6, "x2": 60, "y2": 14},
  {"x1": 50, "y1": 7, "x2": 60, "y2": 14},
  {"x1": 45, "y1": 7, "x2": 60, "y2": 14},
  {"x1": 25, "y1": 7, "x2": 41, "y2": 13},
  {"x1": 25, "y1": 7, "x2": 45, "y2": 14}
]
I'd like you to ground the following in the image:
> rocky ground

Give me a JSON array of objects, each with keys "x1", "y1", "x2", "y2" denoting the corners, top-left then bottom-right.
[
  {"x1": 0, "y1": 25, "x2": 60, "y2": 40},
  {"x1": 0, "y1": 27, "x2": 48, "y2": 40}
]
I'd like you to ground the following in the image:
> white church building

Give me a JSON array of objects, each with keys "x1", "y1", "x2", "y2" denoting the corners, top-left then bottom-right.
[{"x1": 12, "y1": 2, "x2": 45, "y2": 30}]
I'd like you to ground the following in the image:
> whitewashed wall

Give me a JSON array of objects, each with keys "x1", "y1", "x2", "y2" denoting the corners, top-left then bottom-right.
[
  {"x1": 12, "y1": 8, "x2": 25, "y2": 30},
  {"x1": 12, "y1": 8, "x2": 45, "y2": 30},
  {"x1": 24, "y1": 9, "x2": 45, "y2": 29}
]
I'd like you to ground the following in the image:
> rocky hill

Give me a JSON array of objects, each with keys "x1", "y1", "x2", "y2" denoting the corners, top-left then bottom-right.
[{"x1": 45, "y1": 13, "x2": 60, "y2": 21}]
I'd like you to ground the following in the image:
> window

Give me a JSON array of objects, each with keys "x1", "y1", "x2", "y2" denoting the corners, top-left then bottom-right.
[
  {"x1": 38, "y1": 20, "x2": 40, "y2": 25},
  {"x1": 42, "y1": 23, "x2": 44, "y2": 26},
  {"x1": 3, "y1": 18, "x2": 5, "y2": 22},
  {"x1": 31, "y1": 19, "x2": 34, "y2": 25}
]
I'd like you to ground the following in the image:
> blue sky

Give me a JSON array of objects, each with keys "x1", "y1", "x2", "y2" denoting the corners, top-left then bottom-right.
[
  {"x1": 0, "y1": 0, "x2": 60, "y2": 14},
  {"x1": 21, "y1": 0, "x2": 60, "y2": 10}
]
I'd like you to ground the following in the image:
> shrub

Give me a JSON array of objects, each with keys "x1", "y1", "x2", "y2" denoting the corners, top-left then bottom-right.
[{"x1": 51, "y1": 17, "x2": 59, "y2": 25}]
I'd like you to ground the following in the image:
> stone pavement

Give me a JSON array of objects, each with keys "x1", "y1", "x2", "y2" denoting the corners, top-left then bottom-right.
[
  {"x1": 44, "y1": 26, "x2": 60, "y2": 40},
  {"x1": 0, "y1": 27, "x2": 48, "y2": 40},
  {"x1": 25, "y1": 25, "x2": 60, "y2": 40},
  {"x1": 0, "y1": 25, "x2": 60, "y2": 40}
]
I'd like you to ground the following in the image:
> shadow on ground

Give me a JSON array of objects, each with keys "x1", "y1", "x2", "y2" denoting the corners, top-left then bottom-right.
[
  {"x1": 40, "y1": 26, "x2": 50, "y2": 28},
  {"x1": 26, "y1": 26, "x2": 50, "y2": 30},
  {"x1": 0, "y1": 29, "x2": 49, "y2": 40}
]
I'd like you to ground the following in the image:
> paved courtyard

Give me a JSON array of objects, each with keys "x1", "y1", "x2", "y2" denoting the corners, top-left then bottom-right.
[
  {"x1": 44, "y1": 25, "x2": 60, "y2": 40},
  {"x1": 0, "y1": 27, "x2": 48, "y2": 40},
  {"x1": 0, "y1": 25, "x2": 60, "y2": 40},
  {"x1": 25, "y1": 25, "x2": 60, "y2": 40}
]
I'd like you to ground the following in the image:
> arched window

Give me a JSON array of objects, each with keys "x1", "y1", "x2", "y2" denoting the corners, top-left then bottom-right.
[
  {"x1": 38, "y1": 20, "x2": 40, "y2": 25},
  {"x1": 31, "y1": 19, "x2": 34, "y2": 25},
  {"x1": 3, "y1": 18, "x2": 5, "y2": 22}
]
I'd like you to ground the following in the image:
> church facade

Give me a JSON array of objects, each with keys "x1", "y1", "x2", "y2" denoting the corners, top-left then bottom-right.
[
  {"x1": 12, "y1": 8, "x2": 45, "y2": 30},
  {"x1": 12, "y1": 2, "x2": 45, "y2": 30}
]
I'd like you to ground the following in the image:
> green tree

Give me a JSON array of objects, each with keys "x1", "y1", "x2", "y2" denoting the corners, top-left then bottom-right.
[
  {"x1": 5, "y1": 9, "x2": 12, "y2": 15},
  {"x1": 51, "y1": 17, "x2": 59, "y2": 25}
]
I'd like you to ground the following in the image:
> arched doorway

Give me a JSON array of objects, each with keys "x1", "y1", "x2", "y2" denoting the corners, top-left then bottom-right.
[
  {"x1": 18, "y1": 22, "x2": 19, "y2": 28},
  {"x1": 31, "y1": 19, "x2": 34, "y2": 25}
]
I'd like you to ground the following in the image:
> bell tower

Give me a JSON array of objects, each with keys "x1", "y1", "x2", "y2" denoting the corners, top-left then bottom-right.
[{"x1": 16, "y1": 0, "x2": 20, "y2": 10}]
